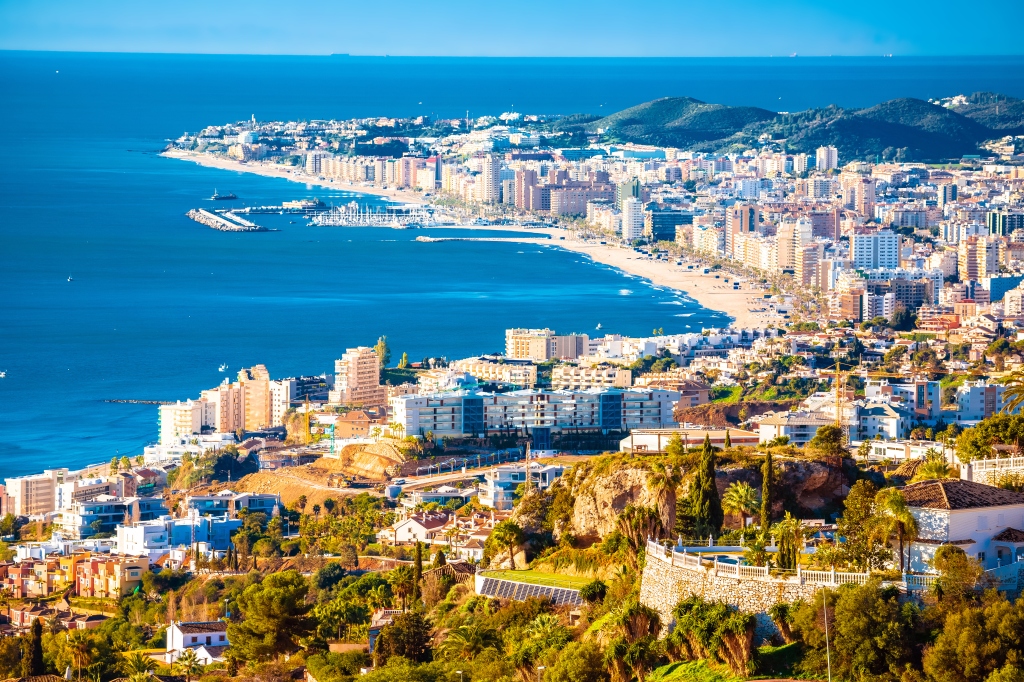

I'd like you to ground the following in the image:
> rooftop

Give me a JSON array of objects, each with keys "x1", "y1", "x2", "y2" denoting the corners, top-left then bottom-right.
[{"x1": 903, "y1": 479, "x2": 1024, "y2": 510}]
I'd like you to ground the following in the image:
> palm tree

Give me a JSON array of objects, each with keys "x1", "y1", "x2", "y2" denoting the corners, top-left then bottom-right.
[
  {"x1": 646, "y1": 462, "x2": 681, "y2": 530},
  {"x1": 296, "y1": 495, "x2": 307, "y2": 514},
  {"x1": 722, "y1": 481, "x2": 760, "y2": 530},
  {"x1": 312, "y1": 504, "x2": 321, "y2": 521},
  {"x1": 366, "y1": 584, "x2": 391, "y2": 611},
  {"x1": 68, "y1": 631, "x2": 92, "y2": 682},
  {"x1": 323, "y1": 498, "x2": 337, "y2": 517},
  {"x1": 388, "y1": 565, "x2": 416, "y2": 611},
  {"x1": 490, "y1": 520, "x2": 524, "y2": 569},
  {"x1": 912, "y1": 451, "x2": 956, "y2": 482},
  {"x1": 120, "y1": 650, "x2": 155, "y2": 678},
  {"x1": 871, "y1": 487, "x2": 919, "y2": 572},
  {"x1": 599, "y1": 599, "x2": 662, "y2": 682},
  {"x1": 1001, "y1": 369, "x2": 1024, "y2": 414},
  {"x1": 174, "y1": 648, "x2": 203, "y2": 682},
  {"x1": 616, "y1": 505, "x2": 663, "y2": 569},
  {"x1": 439, "y1": 624, "x2": 499, "y2": 661}
]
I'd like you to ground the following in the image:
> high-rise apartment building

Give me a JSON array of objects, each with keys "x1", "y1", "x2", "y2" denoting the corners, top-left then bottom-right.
[
  {"x1": 851, "y1": 230, "x2": 899, "y2": 269},
  {"x1": 987, "y1": 210, "x2": 1024, "y2": 237},
  {"x1": 622, "y1": 198, "x2": 645, "y2": 241},
  {"x1": 816, "y1": 146, "x2": 839, "y2": 172},
  {"x1": 515, "y1": 169, "x2": 538, "y2": 209},
  {"x1": 4, "y1": 469, "x2": 68, "y2": 517},
  {"x1": 726, "y1": 204, "x2": 760, "y2": 258},
  {"x1": 329, "y1": 347, "x2": 387, "y2": 406},
  {"x1": 200, "y1": 381, "x2": 244, "y2": 434},
  {"x1": 478, "y1": 155, "x2": 500, "y2": 204},
  {"x1": 504, "y1": 329, "x2": 588, "y2": 362},
  {"x1": 269, "y1": 379, "x2": 297, "y2": 428},
  {"x1": 958, "y1": 235, "x2": 1002, "y2": 282},
  {"x1": 238, "y1": 365, "x2": 271, "y2": 431}
]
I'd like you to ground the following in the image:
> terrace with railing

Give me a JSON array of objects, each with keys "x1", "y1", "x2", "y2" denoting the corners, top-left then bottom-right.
[{"x1": 645, "y1": 540, "x2": 942, "y2": 590}]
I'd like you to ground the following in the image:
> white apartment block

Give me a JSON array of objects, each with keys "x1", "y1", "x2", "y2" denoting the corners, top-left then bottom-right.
[
  {"x1": 851, "y1": 230, "x2": 899, "y2": 269},
  {"x1": 622, "y1": 197, "x2": 644, "y2": 241},
  {"x1": 158, "y1": 400, "x2": 203, "y2": 446},
  {"x1": 451, "y1": 357, "x2": 538, "y2": 388},
  {"x1": 816, "y1": 146, "x2": 838, "y2": 172},
  {"x1": 389, "y1": 388, "x2": 680, "y2": 439},
  {"x1": 550, "y1": 365, "x2": 632, "y2": 390},
  {"x1": 269, "y1": 379, "x2": 296, "y2": 427}
]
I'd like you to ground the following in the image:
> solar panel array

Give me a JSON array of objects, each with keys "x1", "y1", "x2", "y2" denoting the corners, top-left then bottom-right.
[{"x1": 478, "y1": 577, "x2": 584, "y2": 607}]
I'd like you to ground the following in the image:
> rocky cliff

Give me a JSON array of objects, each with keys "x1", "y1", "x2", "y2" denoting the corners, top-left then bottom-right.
[{"x1": 547, "y1": 452, "x2": 853, "y2": 541}]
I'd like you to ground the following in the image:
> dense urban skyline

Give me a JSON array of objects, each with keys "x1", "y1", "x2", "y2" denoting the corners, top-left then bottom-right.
[{"x1": 2, "y1": 0, "x2": 1023, "y2": 56}]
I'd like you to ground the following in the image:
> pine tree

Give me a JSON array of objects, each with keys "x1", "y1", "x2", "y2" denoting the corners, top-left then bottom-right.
[
  {"x1": 690, "y1": 434, "x2": 723, "y2": 539},
  {"x1": 413, "y1": 541, "x2": 422, "y2": 603},
  {"x1": 760, "y1": 451, "x2": 775, "y2": 540},
  {"x1": 23, "y1": 617, "x2": 44, "y2": 676}
]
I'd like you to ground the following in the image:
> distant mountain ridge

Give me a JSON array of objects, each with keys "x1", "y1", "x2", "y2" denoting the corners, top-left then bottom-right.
[{"x1": 573, "y1": 92, "x2": 1023, "y2": 162}]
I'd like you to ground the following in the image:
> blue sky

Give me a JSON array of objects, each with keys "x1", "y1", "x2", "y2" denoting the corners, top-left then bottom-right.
[{"x1": 1, "y1": 0, "x2": 1021, "y2": 56}]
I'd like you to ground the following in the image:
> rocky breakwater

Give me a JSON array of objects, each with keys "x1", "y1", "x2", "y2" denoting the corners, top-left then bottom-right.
[{"x1": 187, "y1": 208, "x2": 268, "y2": 232}]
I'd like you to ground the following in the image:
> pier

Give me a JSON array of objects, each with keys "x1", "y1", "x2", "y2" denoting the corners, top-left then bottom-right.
[{"x1": 186, "y1": 208, "x2": 268, "y2": 232}]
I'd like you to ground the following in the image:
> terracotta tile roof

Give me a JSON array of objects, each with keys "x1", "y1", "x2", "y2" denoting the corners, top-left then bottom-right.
[
  {"x1": 174, "y1": 621, "x2": 227, "y2": 634},
  {"x1": 992, "y1": 527, "x2": 1024, "y2": 543},
  {"x1": 902, "y1": 479, "x2": 1024, "y2": 510}
]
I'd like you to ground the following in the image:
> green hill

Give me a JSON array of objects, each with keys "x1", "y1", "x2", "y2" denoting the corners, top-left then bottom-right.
[
  {"x1": 581, "y1": 93, "x2": 1022, "y2": 162},
  {"x1": 586, "y1": 96, "x2": 776, "y2": 147},
  {"x1": 949, "y1": 92, "x2": 1024, "y2": 133}
]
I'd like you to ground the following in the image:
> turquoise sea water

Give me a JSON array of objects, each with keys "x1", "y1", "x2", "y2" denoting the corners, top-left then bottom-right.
[{"x1": 2, "y1": 52, "x2": 1023, "y2": 477}]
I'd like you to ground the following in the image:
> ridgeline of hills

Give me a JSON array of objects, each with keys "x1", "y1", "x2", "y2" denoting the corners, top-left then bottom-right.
[{"x1": 566, "y1": 92, "x2": 1024, "y2": 162}]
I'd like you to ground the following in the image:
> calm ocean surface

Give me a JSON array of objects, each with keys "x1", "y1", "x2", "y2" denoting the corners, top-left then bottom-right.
[{"x1": 2, "y1": 52, "x2": 1023, "y2": 477}]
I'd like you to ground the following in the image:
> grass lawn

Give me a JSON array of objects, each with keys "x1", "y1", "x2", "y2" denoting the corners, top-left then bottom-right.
[{"x1": 482, "y1": 569, "x2": 592, "y2": 589}]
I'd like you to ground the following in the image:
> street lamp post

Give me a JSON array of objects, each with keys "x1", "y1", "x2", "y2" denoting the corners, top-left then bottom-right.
[
  {"x1": 537, "y1": 665, "x2": 546, "y2": 682},
  {"x1": 456, "y1": 672, "x2": 463, "y2": 682}
]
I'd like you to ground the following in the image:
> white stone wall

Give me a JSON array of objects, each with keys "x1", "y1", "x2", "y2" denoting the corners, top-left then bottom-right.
[{"x1": 639, "y1": 555, "x2": 820, "y2": 642}]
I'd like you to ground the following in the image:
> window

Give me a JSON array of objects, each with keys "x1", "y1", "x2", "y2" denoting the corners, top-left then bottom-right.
[
  {"x1": 978, "y1": 552, "x2": 986, "y2": 562},
  {"x1": 191, "y1": 636, "x2": 198, "y2": 643},
  {"x1": 219, "y1": 634, "x2": 225, "y2": 641}
]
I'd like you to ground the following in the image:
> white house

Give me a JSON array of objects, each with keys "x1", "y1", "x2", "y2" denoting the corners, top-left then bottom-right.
[
  {"x1": 194, "y1": 644, "x2": 230, "y2": 665},
  {"x1": 166, "y1": 621, "x2": 230, "y2": 663},
  {"x1": 756, "y1": 411, "x2": 832, "y2": 446},
  {"x1": 478, "y1": 463, "x2": 564, "y2": 510},
  {"x1": 903, "y1": 479, "x2": 1024, "y2": 573},
  {"x1": 380, "y1": 512, "x2": 450, "y2": 545}
]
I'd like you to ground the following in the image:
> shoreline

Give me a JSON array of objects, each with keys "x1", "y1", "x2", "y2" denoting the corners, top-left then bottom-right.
[{"x1": 162, "y1": 150, "x2": 781, "y2": 330}]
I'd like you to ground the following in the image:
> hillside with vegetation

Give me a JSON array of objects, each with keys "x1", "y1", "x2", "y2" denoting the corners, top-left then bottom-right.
[{"x1": 582, "y1": 91, "x2": 1024, "y2": 162}]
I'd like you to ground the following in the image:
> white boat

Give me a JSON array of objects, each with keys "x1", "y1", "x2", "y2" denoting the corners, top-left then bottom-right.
[{"x1": 218, "y1": 364, "x2": 228, "y2": 372}]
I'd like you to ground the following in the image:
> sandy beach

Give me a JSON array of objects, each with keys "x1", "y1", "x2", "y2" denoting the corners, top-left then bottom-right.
[
  {"x1": 431, "y1": 227, "x2": 780, "y2": 329},
  {"x1": 163, "y1": 150, "x2": 780, "y2": 329}
]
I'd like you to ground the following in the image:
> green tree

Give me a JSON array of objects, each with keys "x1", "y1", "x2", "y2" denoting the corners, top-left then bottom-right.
[
  {"x1": 931, "y1": 544, "x2": 983, "y2": 612},
  {"x1": 387, "y1": 565, "x2": 416, "y2": 611},
  {"x1": 924, "y1": 594, "x2": 1024, "y2": 682},
  {"x1": 690, "y1": 434, "x2": 723, "y2": 538},
  {"x1": 870, "y1": 487, "x2": 918, "y2": 572},
  {"x1": 120, "y1": 650, "x2": 155, "y2": 677},
  {"x1": 544, "y1": 640, "x2": 609, "y2": 682},
  {"x1": 120, "y1": 455, "x2": 132, "y2": 471},
  {"x1": 722, "y1": 481, "x2": 759, "y2": 529},
  {"x1": 174, "y1": 648, "x2": 203, "y2": 682},
  {"x1": 23, "y1": 617, "x2": 44, "y2": 676},
  {"x1": 373, "y1": 611, "x2": 431, "y2": 667},
  {"x1": 578, "y1": 580, "x2": 608, "y2": 605},
  {"x1": 438, "y1": 624, "x2": 499, "y2": 661},
  {"x1": 490, "y1": 520, "x2": 524, "y2": 569},
  {"x1": 110, "y1": 457, "x2": 120, "y2": 475},
  {"x1": 374, "y1": 336, "x2": 392, "y2": 369},
  {"x1": 412, "y1": 541, "x2": 422, "y2": 604},
  {"x1": 646, "y1": 461, "x2": 681, "y2": 531},
  {"x1": 724, "y1": 429, "x2": 732, "y2": 448},
  {"x1": 772, "y1": 512, "x2": 804, "y2": 570},
  {"x1": 227, "y1": 570, "x2": 314, "y2": 661},
  {"x1": 397, "y1": 352, "x2": 409, "y2": 369},
  {"x1": 601, "y1": 598, "x2": 662, "y2": 682},
  {"x1": 837, "y1": 479, "x2": 890, "y2": 570},
  {"x1": 760, "y1": 450, "x2": 775, "y2": 538},
  {"x1": 669, "y1": 595, "x2": 758, "y2": 675},
  {"x1": 808, "y1": 423, "x2": 845, "y2": 457},
  {"x1": 616, "y1": 505, "x2": 663, "y2": 569}
]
